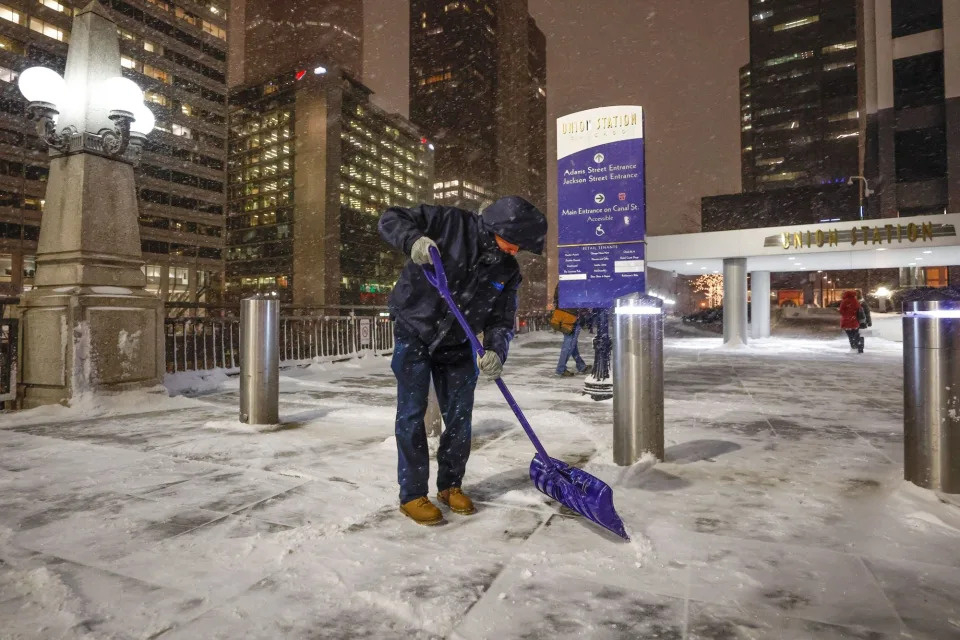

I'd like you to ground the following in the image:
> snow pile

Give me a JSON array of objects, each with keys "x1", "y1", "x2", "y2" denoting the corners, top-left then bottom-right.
[
  {"x1": 164, "y1": 368, "x2": 234, "y2": 396},
  {"x1": 0, "y1": 387, "x2": 203, "y2": 428}
]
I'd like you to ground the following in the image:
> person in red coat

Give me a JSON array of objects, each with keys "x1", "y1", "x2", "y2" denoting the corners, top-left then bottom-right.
[{"x1": 839, "y1": 290, "x2": 865, "y2": 353}]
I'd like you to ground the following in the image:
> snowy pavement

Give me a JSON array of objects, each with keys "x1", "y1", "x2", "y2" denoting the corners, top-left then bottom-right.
[{"x1": 2, "y1": 329, "x2": 960, "y2": 639}]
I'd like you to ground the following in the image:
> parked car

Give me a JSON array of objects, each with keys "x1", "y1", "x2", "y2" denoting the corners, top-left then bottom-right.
[{"x1": 683, "y1": 307, "x2": 723, "y2": 324}]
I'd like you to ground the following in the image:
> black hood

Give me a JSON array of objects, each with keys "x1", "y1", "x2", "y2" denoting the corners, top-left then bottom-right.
[{"x1": 481, "y1": 196, "x2": 547, "y2": 255}]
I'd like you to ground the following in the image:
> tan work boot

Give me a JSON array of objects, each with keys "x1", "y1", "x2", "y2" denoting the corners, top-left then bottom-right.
[
  {"x1": 438, "y1": 488, "x2": 476, "y2": 515},
  {"x1": 400, "y1": 497, "x2": 443, "y2": 525}
]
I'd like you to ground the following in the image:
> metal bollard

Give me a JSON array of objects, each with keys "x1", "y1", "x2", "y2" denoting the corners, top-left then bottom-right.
[
  {"x1": 240, "y1": 293, "x2": 279, "y2": 424},
  {"x1": 903, "y1": 299, "x2": 960, "y2": 493},
  {"x1": 613, "y1": 293, "x2": 664, "y2": 464}
]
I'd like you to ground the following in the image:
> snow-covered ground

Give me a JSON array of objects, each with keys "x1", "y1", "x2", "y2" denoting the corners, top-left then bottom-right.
[{"x1": 1, "y1": 328, "x2": 959, "y2": 639}]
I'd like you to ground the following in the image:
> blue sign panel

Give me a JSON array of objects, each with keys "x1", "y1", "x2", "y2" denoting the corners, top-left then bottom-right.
[{"x1": 557, "y1": 107, "x2": 646, "y2": 309}]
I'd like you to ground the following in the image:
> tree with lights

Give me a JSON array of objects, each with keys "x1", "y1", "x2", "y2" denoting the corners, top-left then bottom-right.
[{"x1": 693, "y1": 274, "x2": 724, "y2": 308}]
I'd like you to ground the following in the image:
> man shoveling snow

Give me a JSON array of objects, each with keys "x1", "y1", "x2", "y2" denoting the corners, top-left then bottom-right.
[{"x1": 378, "y1": 197, "x2": 546, "y2": 525}]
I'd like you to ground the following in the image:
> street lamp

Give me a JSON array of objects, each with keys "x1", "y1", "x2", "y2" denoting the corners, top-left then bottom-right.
[
  {"x1": 17, "y1": 66, "x2": 153, "y2": 162},
  {"x1": 16, "y1": 0, "x2": 165, "y2": 408},
  {"x1": 847, "y1": 175, "x2": 874, "y2": 220}
]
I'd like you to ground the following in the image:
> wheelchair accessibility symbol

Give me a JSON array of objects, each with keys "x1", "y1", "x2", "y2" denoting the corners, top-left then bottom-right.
[
  {"x1": 595, "y1": 224, "x2": 605, "y2": 237},
  {"x1": 594, "y1": 193, "x2": 605, "y2": 204}
]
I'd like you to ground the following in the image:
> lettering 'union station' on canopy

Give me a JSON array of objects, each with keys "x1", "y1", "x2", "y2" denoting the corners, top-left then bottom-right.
[{"x1": 646, "y1": 212, "x2": 960, "y2": 275}]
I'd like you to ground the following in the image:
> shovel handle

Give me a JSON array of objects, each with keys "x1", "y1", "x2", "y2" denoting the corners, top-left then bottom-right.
[{"x1": 422, "y1": 245, "x2": 556, "y2": 471}]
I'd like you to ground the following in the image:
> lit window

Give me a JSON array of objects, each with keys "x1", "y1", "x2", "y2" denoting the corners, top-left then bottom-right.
[
  {"x1": 145, "y1": 91, "x2": 168, "y2": 106},
  {"x1": 202, "y1": 20, "x2": 226, "y2": 39},
  {"x1": 755, "y1": 157, "x2": 784, "y2": 166},
  {"x1": 143, "y1": 40, "x2": 163, "y2": 54},
  {"x1": 752, "y1": 10, "x2": 773, "y2": 21},
  {"x1": 0, "y1": 66, "x2": 16, "y2": 83},
  {"x1": 172, "y1": 124, "x2": 192, "y2": 138},
  {"x1": 143, "y1": 64, "x2": 171, "y2": 83},
  {"x1": 0, "y1": 4, "x2": 19, "y2": 23},
  {"x1": 833, "y1": 131, "x2": 859, "y2": 139},
  {"x1": 824, "y1": 61, "x2": 855, "y2": 72},
  {"x1": 444, "y1": 1, "x2": 460, "y2": 10},
  {"x1": 29, "y1": 17, "x2": 67, "y2": 42},
  {"x1": 773, "y1": 16, "x2": 819, "y2": 31},
  {"x1": 175, "y1": 6, "x2": 198, "y2": 25},
  {"x1": 146, "y1": 0, "x2": 170, "y2": 11},
  {"x1": 827, "y1": 110, "x2": 858, "y2": 122},
  {"x1": 764, "y1": 51, "x2": 814, "y2": 67},
  {"x1": 180, "y1": 103, "x2": 194, "y2": 116},
  {"x1": 759, "y1": 171, "x2": 807, "y2": 183},
  {"x1": 118, "y1": 28, "x2": 135, "y2": 40},
  {"x1": 38, "y1": 0, "x2": 70, "y2": 13},
  {"x1": 120, "y1": 56, "x2": 141, "y2": 71},
  {"x1": 427, "y1": 26, "x2": 443, "y2": 35},
  {"x1": 823, "y1": 41, "x2": 856, "y2": 54}
]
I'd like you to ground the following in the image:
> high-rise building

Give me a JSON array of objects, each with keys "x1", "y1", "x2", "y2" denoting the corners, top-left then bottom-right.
[
  {"x1": 0, "y1": 0, "x2": 229, "y2": 304},
  {"x1": 741, "y1": 0, "x2": 860, "y2": 191},
  {"x1": 862, "y1": 0, "x2": 958, "y2": 219},
  {"x1": 226, "y1": 67, "x2": 434, "y2": 307},
  {"x1": 409, "y1": 0, "x2": 547, "y2": 310},
  {"x1": 231, "y1": 0, "x2": 361, "y2": 87}
]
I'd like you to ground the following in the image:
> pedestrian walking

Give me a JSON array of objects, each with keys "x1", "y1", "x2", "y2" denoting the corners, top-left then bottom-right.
[
  {"x1": 379, "y1": 196, "x2": 547, "y2": 526},
  {"x1": 551, "y1": 284, "x2": 591, "y2": 377},
  {"x1": 839, "y1": 289, "x2": 865, "y2": 353}
]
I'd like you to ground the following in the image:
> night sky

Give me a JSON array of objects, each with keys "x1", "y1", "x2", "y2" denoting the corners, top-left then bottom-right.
[{"x1": 363, "y1": 0, "x2": 748, "y2": 269}]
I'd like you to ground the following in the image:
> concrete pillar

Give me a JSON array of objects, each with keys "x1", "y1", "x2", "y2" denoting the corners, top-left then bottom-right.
[
  {"x1": 750, "y1": 270, "x2": 771, "y2": 339},
  {"x1": 723, "y1": 258, "x2": 748, "y2": 346}
]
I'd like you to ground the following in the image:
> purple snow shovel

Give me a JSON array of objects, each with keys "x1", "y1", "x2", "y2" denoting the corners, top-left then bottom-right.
[{"x1": 423, "y1": 246, "x2": 629, "y2": 540}]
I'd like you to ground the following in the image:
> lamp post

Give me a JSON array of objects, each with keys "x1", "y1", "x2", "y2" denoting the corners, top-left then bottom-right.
[
  {"x1": 847, "y1": 176, "x2": 874, "y2": 220},
  {"x1": 16, "y1": 1, "x2": 163, "y2": 408}
]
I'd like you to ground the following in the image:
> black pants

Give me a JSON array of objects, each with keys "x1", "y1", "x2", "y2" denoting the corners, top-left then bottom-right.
[{"x1": 845, "y1": 328, "x2": 862, "y2": 350}]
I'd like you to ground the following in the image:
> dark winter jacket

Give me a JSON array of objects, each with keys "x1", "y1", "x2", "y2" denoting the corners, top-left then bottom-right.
[
  {"x1": 839, "y1": 291, "x2": 861, "y2": 330},
  {"x1": 860, "y1": 299, "x2": 872, "y2": 327},
  {"x1": 378, "y1": 197, "x2": 547, "y2": 362}
]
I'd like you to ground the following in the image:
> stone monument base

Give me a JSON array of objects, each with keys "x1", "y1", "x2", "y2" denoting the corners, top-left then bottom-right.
[{"x1": 18, "y1": 285, "x2": 164, "y2": 409}]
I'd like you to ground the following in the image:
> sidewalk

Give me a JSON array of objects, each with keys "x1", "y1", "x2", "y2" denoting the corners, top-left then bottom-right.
[{"x1": 1, "y1": 332, "x2": 959, "y2": 639}]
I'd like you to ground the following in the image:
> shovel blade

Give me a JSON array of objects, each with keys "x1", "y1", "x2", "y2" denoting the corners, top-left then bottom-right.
[{"x1": 529, "y1": 455, "x2": 629, "y2": 540}]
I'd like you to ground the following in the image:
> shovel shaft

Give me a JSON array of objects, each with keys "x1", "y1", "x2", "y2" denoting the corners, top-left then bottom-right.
[{"x1": 423, "y1": 246, "x2": 556, "y2": 470}]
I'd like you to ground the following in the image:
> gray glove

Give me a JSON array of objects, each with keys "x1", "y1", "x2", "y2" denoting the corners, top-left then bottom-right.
[
  {"x1": 478, "y1": 351, "x2": 503, "y2": 380},
  {"x1": 410, "y1": 236, "x2": 438, "y2": 265}
]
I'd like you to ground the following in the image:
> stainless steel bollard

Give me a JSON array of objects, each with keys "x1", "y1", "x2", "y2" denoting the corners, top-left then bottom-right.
[
  {"x1": 240, "y1": 293, "x2": 279, "y2": 424},
  {"x1": 903, "y1": 299, "x2": 960, "y2": 493},
  {"x1": 613, "y1": 293, "x2": 664, "y2": 464}
]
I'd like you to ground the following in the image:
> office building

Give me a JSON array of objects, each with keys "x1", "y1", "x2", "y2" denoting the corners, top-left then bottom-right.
[
  {"x1": 410, "y1": 0, "x2": 547, "y2": 310},
  {"x1": 862, "y1": 0, "x2": 959, "y2": 219},
  {"x1": 230, "y1": 0, "x2": 362, "y2": 87},
  {"x1": 226, "y1": 67, "x2": 434, "y2": 307},
  {"x1": 0, "y1": 0, "x2": 229, "y2": 305},
  {"x1": 741, "y1": 0, "x2": 859, "y2": 191}
]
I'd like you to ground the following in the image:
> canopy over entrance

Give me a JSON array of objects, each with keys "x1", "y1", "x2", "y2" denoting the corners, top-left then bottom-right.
[
  {"x1": 648, "y1": 213, "x2": 960, "y2": 276},
  {"x1": 646, "y1": 213, "x2": 960, "y2": 344}
]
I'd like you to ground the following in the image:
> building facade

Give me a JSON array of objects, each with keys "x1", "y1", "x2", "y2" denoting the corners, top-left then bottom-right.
[
  {"x1": 226, "y1": 67, "x2": 434, "y2": 307},
  {"x1": 862, "y1": 0, "x2": 959, "y2": 219},
  {"x1": 409, "y1": 0, "x2": 547, "y2": 311},
  {"x1": 0, "y1": 0, "x2": 228, "y2": 305},
  {"x1": 741, "y1": 0, "x2": 860, "y2": 191},
  {"x1": 230, "y1": 0, "x2": 362, "y2": 88}
]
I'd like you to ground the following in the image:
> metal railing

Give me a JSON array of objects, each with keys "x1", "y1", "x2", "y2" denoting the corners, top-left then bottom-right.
[
  {"x1": 165, "y1": 311, "x2": 550, "y2": 374},
  {"x1": 0, "y1": 318, "x2": 17, "y2": 406}
]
